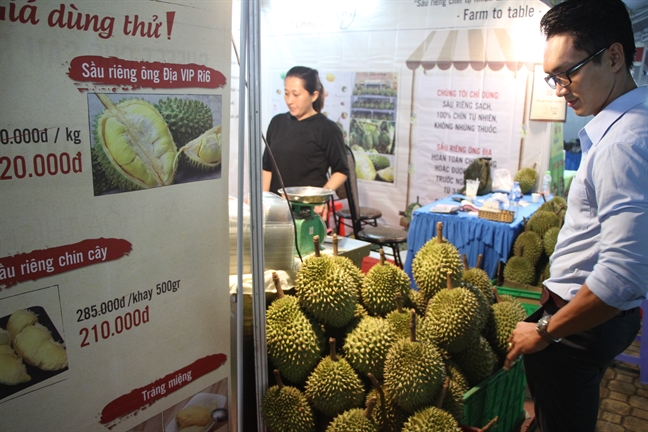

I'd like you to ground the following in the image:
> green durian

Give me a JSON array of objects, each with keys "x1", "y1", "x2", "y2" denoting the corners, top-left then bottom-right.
[
  {"x1": 305, "y1": 338, "x2": 365, "y2": 418},
  {"x1": 405, "y1": 288, "x2": 429, "y2": 317},
  {"x1": 543, "y1": 226, "x2": 561, "y2": 256},
  {"x1": 326, "y1": 398, "x2": 378, "y2": 432},
  {"x1": 384, "y1": 310, "x2": 447, "y2": 413},
  {"x1": 361, "y1": 250, "x2": 411, "y2": 316},
  {"x1": 386, "y1": 294, "x2": 419, "y2": 340},
  {"x1": 528, "y1": 210, "x2": 561, "y2": 238},
  {"x1": 462, "y1": 254, "x2": 494, "y2": 304},
  {"x1": 513, "y1": 227, "x2": 544, "y2": 266},
  {"x1": 266, "y1": 273, "x2": 325, "y2": 384},
  {"x1": 295, "y1": 236, "x2": 358, "y2": 328},
  {"x1": 261, "y1": 370, "x2": 315, "y2": 432},
  {"x1": 343, "y1": 316, "x2": 397, "y2": 380},
  {"x1": 412, "y1": 222, "x2": 463, "y2": 301},
  {"x1": 376, "y1": 166, "x2": 395, "y2": 182},
  {"x1": 366, "y1": 375, "x2": 410, "y2": 432},
  {"x1": 401, "y1": 406, "x2": 461, "y2": 432},
  {"x1": 514, "y1": 167, "x2": 538, "y2": 194},
  {"x1": 486, "y1": 299, "x2": 527, "y2": 363},
  {"x1": 155, "y1": 97, "x2": 213, "y2": 149},
  {"x1": 451, "y1": 335, "x2": 497, "y2": 388},
  {"x1": 368, "y1": 154, "x2": 390, "y2": 171},
  {"x1": 503, "y1": 256, "x2": 536, "y2": 285},
  {"x1": 354, "y1": 151, "x2": 377, "y2": 180},
  {"x1": 443, "y1": 361, "x2": 470, "y2": 422}
]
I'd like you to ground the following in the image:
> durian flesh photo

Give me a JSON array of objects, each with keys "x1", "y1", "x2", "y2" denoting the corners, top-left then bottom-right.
[{"x1": 88, "y1": 93, "x2": 223, "y2": 195}]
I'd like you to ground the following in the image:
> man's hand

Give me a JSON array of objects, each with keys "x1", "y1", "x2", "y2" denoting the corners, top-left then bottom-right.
[{"x1": 504, "y1": 321, "x2": 549, "y2": 370}]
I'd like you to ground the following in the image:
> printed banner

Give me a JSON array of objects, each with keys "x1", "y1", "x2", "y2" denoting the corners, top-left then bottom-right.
[{"x1": 0, "y1": 1, "x2": 232, "y2": 431}]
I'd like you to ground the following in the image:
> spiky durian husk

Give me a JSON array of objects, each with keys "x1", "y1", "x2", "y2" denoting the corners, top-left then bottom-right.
[
  {"x1": 178, "y1": 125, "x2": 222, "y2": 170},
  {"x1": 261, "y1": 384, "x2": 315, "y2": 432},
  {"x1": 462, "y1": 267, "x2": 494, "y2": 304},
  {"x1": 296, "y1": 254, "x2": 358, "y2": 328},
  {"x1": 503, "y1": 256, "x2": 536, "y2": 285},
  {"x1": 528, "y1": 211, "x2": 561, "y2": 238},
  {"x1": 412, "y1": 241, "x2": 463, "y2": 301},
  {"x1": 94, "y1": 96, "x2": 178, "y2": 190},
  {"x1": 266, "y1": 295, "x2": 325, "y2": 384},
  {"x1": 326, "y1": 408, "x2": 378, "y2": 432},
  {"x1": 443, "y1": 361, "x2": 470, "y2": 422},
  {"x1": 451, "y1": 335, "x2": 497, "y2": 388},
  {"x1": 332, "y1": 255, "x2": 365, "y2": 296},
  {"x1": 305, "y1": 355, "x2": 365, "y2": 418},
  {"x1": 543, "y1": 226, "x2": 561, "y2": 256},
  {"x1": 513, "y1": 231, "x2": 544, "y2": 266},
  {"x1": 485, "y1": 301, "x2": 527, "y2": 364},
  {"x1": 343, "y1": 316, "x2": 397, "y2": 380},
  {"x1": 383, "y1": 338, "x2": 446, "y2": 413},
  {"x1": 419, "y1": 288, "x2": 481, "y2": 353},
  {"x1": 385, "y1": 309, "x2": 419, "y2": 341},
  {"x1": 459, "y1": 282, "x2": 490, "y2": 333},
  {"x1": 405, "y1": 289, "x2": 428, "y2": 316},
  {"x1": 366, "y1": 389, "x2": 409, "y2": 432},
  {"x1": 326, "y1": 304, "x2": 367, "y2": 352},
  {"x1": 401, "y1": 406, "x2": 461, "y2": 432},
  {"x1": 514, "y1": 168, "x2": 538, "y2": 194},
  {"x1": 361, "y1": 263, "x2": 411, "y2": 316},
  {"x1": 155, "y1": 97, "x2": 213, "y2": 148}
]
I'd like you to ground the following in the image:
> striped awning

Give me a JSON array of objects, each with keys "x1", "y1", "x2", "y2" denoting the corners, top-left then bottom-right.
[{"x1": 406, "y1": 28, "x2": 536, "y2": 71}]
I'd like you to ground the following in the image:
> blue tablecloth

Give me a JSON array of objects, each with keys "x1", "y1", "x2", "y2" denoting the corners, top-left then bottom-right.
[{"x1": 405, "y1": 193, "x2": 544, "y2": 285}]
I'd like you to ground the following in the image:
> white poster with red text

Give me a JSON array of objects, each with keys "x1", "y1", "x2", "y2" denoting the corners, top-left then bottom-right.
[{"x1": 0, "y1": 1, "x2": 232, "y2": 431}]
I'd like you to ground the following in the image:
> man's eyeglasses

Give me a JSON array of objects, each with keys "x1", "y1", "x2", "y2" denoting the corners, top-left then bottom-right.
[{"x1": 544, "y1": 46, "x2": 608, "y2": 89}]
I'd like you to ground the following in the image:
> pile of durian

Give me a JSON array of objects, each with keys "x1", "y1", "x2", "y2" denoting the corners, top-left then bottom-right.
[
  {"x1": 504, "y1": 196, "x2": 567, "y2": 288},
  {"x1": 261, "y1": 227, "x2": 526, "y2": 431},
  {"x1": 91, "y1": 94, "x2": 222, "y2": 194}
]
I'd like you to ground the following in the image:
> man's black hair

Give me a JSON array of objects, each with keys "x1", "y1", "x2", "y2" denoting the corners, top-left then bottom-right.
[{"x1": 540, "y1": 0, "x2": 636, "y2": 72}]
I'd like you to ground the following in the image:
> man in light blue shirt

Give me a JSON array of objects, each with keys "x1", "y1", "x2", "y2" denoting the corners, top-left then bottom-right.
[{"x1": 505, "y1": 1, "x2": 647, "y2": 431}]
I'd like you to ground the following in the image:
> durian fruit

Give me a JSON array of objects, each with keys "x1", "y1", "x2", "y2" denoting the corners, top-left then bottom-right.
[
  {"x1": 355, "y1": 151, "x2": 377, "y2": 180},
  {"x1": 13, "y1": 323, "x2": 67, "y2": 371},
  {"x1": 513, "y1": 220, "x2": 544, "y2": 266},
  {"x1": 539, "y1": 197, "x2": 567, "y2": 219},
  {"x1": 376, "y1": 166, "x2": 395, "y2": 182},
  {"x1": 386, "y1": 294, "x2": 419, "y2": 340},
  {"x1": 451, "y1": 335, "x2": 497, "y2": 387},
  {"x1": 305, "y1": 338, "x2": 365, "y2": 418},
  {"x1": 295, "y1": 236, "x2": 358, "y2": 328},
  {"x1": 367, "y1": 154, "x2": 390, "y2": 171},
  {"x1": 527, "y1": 210, "x2": 561, "y2": 238},
  {"x1": 361, "y1": 249, "x2": 411, "y2": 316},
  {"x1": 332, "y1": 234, "x2": 365, "y2": 297},
  {"x1": 155, "y1": 97, "x2": 213, "y2": 149},
  {"x1": 343, "y1": 315, "x2": 397, "y2": 380},
  {"x1": 513, "y1": 166, "x2": 538, "y2": 194},
  {"x1": 326, "y1": 397, "x2": 378, "y2": 432},
  {"x1": 266, "y1": 272, "x2": 326, "y2": 384},
  {"x1": 543, "y1": 226, "x2": 561, "y2": 256},
  {"x1": 412, "y1": 222, "x2": 464, "y2": 301},
  {"x1": 405, "y1": 288, "x2": 428, "y2": 316},
  {"x1": 443, "y1": 361, "x2": 470, "y2": 422},
  {"x1": 419, "y1": 274, "x2": 482, "y2": 353},
  {"x1": 178, "y1": 125, "x2": 222, "y2": 169},
  {"x1": 176, "y1": 405, "x2": 211, "y2": 430},
  {"x1": 462, "y1": 254, "x2": 494, "y2": 304},
  {"x1": 503, "y1": 256, "x2": 536, "y2": 286},
  {"x1": 485, "y1": 295, "x2": 527, "y2": 364},
  {"x1": 93, "y1": 94, "x2": 178, "y2": 190},
  {"x1": 0, "y1": 329, "x2": 31, "y2": 385},
  {"x1": 459, "y1": 281, "x2": 491, "y2": 333},
  {"x1": 326, "y1": 303, "x2": 368, "y2": 353},
  {"x1": 383, "y1": 310, "x2": 447, "y2": 413},
  {"x1": 366, "y1": 374, "x2": 410, "y2": 432},
  {"x1": 261, "y1": 369, "x2": 315, "y2": 432},
  {"x1": 6, "y1": 309, "x2": 38, "y2": 341},
  {"x1": 402, "y1": 391, "x2": 461, "y2": 432}
]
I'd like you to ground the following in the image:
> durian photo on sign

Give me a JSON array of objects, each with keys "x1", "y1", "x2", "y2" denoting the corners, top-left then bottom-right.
[{"x1": 87, "y1": 93, "x2": 223, "y2": 196}]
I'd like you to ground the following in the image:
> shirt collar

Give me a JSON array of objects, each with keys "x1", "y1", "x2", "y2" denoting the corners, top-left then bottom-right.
[{"x1": 580, "y1": 86, "x2": 648, "y2": 153}]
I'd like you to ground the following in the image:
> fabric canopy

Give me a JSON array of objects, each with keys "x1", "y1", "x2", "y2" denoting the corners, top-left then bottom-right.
[{"x1": 406, "y1": 28, "x2": 536, "y2": 71}]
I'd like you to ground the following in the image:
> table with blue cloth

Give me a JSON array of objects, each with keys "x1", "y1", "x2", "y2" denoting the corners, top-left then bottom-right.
[{"x1": 404, "y1": 193, "x2": 544, "y2": 286}]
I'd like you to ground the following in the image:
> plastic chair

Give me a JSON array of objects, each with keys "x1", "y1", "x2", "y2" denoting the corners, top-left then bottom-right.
[
  {"x1": 342, "y1": 147, "x2": 407, "y2": 268},
  {"x1": 615, "y1": 298, "x2": 648, "y2": 385}
]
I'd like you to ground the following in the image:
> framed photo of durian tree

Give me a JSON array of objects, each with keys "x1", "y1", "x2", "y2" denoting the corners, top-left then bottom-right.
[{"x1": 0, "y1": 1, "x2": 232, "y2": 431}]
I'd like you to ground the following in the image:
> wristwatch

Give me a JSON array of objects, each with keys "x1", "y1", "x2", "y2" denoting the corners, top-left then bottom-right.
[{"x1": 536, "y1": 314, "x2": 561, "y2": 343}]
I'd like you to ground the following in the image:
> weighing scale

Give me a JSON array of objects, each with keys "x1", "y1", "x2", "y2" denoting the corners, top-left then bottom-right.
[{"x1": 278, "y1": 186, "x2": 333, "y2": 256}]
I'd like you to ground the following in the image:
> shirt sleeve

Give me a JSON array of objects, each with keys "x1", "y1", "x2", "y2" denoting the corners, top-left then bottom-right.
[
  {"x1": 586, "y1": 139, "x2": 648, "y2": 308},
  {"x1": 323, "y1": 121, "x2": 350, "y2": 177}
]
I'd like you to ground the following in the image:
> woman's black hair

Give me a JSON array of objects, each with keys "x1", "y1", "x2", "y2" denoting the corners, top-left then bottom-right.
[
  {"x1": 540, "y1": 0, "x2": 636, "y2": 72},
  {"x1": 285, "y1": 66, "x2": 325, "y2": 112}
]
